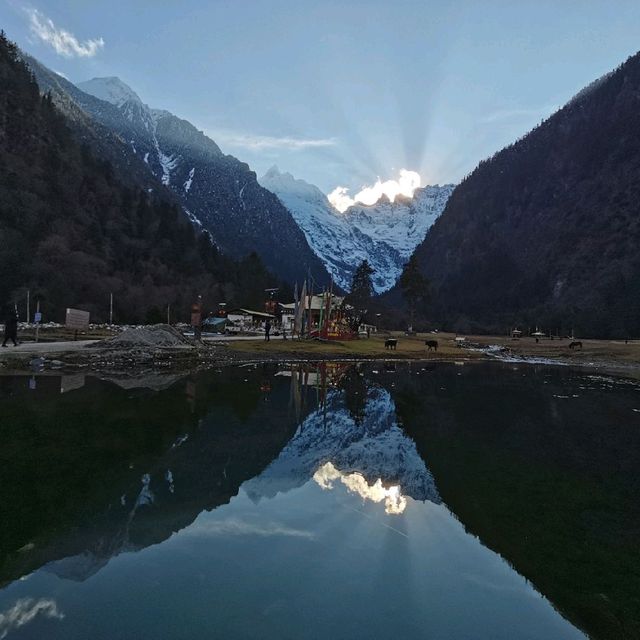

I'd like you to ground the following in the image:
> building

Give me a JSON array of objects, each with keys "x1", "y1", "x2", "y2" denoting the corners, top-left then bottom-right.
[{"x1": 226, "y1": 308, "x2": 275, "y2": 334}]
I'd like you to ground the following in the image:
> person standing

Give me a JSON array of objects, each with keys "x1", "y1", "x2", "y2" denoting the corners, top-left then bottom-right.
[
  {"x1": 264, "y1": 318, "x2": 271, "y2": 342},
  {"x1": 191, "y1": 295, "x2": 203, "y2": 343},
  {"x1": 2, "y1": 307, "x2": 18, "y2": 347}
]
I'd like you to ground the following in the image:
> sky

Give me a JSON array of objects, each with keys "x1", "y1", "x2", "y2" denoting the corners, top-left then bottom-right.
[{"x1": 3, "y1": 0, "x2": 640, "y2": 197}]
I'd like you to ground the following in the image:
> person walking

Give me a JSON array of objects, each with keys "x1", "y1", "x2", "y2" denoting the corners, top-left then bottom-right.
[
  {"x1": 264, "y1": 319, "x2": 271, "y2": 342},
  {"x1": 2, "y1": 307, "x2": 18, "y2": 347}
]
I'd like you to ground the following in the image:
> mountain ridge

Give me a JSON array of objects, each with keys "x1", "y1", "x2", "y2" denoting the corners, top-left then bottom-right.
[
  {"x1": 259, "y1": 166, "x2": 454, "y2": 291},
  {"x1": 23, "y1": 63, "x2": 331, "y2": 286},
  {"x1": 409, "y1": 50, "x2": 640, "y2": 337}
]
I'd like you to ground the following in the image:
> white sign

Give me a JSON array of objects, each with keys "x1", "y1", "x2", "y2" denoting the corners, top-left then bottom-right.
[
  {"x1": 34, "y1": 312, "x2": 42, "y2": 323},
  {"x1": 65, "y1": 308, "x2": 90, "y2": 330}
]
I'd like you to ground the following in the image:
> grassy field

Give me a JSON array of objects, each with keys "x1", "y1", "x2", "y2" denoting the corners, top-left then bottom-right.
[
  {"x1": 225, "y1": 330, "x2": 640, "y2": 368},
  {"x1": 224, "y1": 332, "x2": 474, "y2": 360}
]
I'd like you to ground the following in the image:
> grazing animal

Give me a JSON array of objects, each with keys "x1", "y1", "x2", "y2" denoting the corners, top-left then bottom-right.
[
  {"x1": 425, "y1": 340, "x2": 438, "y2": 351},
  {"x1": 384, "y1": 338, "x2": 397, "y2": 350},
  {"x1": 569, "y1": 341, "x2": 582, "y2": 350}
]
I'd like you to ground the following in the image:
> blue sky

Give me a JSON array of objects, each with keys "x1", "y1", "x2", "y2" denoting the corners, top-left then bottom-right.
[{"x1": 3, "y1": 0, "x2": 640, "y2": 195}]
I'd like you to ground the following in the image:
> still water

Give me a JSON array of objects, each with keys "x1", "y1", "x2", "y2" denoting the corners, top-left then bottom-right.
[{"x1": 1, "y1": 362, "x2": 639, "y2": 639}]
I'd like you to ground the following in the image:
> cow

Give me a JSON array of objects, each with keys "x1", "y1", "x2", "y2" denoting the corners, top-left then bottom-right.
[
  {"x1": 425, "y1": 340, "x2": 438, "y2": 351},
  {"x1": 569, "y1": 341, "x2": 583, "y2": 350},
  {"x1": 384, "y1": 338, "x2": 398, "y2": 350}
]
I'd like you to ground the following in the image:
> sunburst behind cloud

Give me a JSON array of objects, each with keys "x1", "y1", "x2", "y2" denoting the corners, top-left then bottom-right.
[{"x1": 328, "y1": 169, "x2": 421, "y2": 212}]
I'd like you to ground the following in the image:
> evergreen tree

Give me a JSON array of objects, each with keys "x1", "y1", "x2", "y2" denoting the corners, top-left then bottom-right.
[
  {"x1": 399, "y1": 255, "x2": 430, "y2": 327},
  {"x1": 348, "y1": 260, "x2": 374, "y2": 312}
]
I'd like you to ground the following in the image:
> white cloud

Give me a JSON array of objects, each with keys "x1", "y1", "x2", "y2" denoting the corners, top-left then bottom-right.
[
  {"x1": 212, "y1": 131, "x2": 337, "y2": 151},
  {"x1": 184, "y1": 517, "x2": 316, "y2": 539},
  {"x1": 314, "y1": 461, "x2": 407, "y2": 515},
  {"x1": 0, "y1": 598, "x2": 64, "y2": 639},
  {"x1": 27, "y1": 8, "x2": 104, "y2": 58},
  {"x1": 53, "y1": 69, "x2": 68, "y2": 79},
  {"x1": 328, "y1": 169, "x2": 421, "y2": 213}
]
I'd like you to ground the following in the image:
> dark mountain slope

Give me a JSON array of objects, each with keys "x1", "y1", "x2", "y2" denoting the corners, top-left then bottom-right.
[
  {"x1": 412, "y1": 53, "x2": 640, "y2": 337},
  {"x1": 0, "y1": 32, "x2": 275, "y2": 322},
  {"x1": 21, "y1": 55, "x2": 163, "y2": 194},
  {"x1": 24, "y1": 57, "x2": 330, "y2": 286}
]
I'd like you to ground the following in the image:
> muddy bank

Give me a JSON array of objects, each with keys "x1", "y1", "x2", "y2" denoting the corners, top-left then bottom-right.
[{"x1": 1, "y1": 329, "x2": 639, "y2": 381}]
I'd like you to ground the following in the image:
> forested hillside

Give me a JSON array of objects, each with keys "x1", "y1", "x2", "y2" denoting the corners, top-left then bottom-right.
[
  {"x1": 411, "y1": 52, "x2": 640, "y2": 337},
  {"x1": 24, "y1": 57, "x2": 331, "y2": 287},
  {"x1": 0, "y1": 32, "x2": 276, "y2": 323}
]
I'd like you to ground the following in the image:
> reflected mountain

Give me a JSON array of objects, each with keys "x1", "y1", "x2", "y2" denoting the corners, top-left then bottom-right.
[
  {"x1": 384, "y1": 362, "x2": 640, "y2": 640},
  {"x1": 1, "y1": 362, "x2": 638, "y2": 640},
  {"x1": 0, "y1": 366, "x2": 305, "y2": 586},
  {"x1": 0, "y1": 364, "x2": 435, "y2": 587},
  {"x1": 244, "y1": 385, "x2": 440, "y2": 512}
]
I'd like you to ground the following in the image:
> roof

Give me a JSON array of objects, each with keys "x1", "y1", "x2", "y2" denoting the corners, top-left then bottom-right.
[
  {"x1": 227, "y1": 308, "x2": 275, "y2": 319},
  {"x1": 280, "y1": 294, "x2": 345, "y2": 312},
  {"x1": 202, "y1": 317, "x2": 226, "y2": 326}
]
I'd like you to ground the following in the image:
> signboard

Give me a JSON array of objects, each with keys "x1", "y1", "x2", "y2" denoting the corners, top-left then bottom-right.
[
  {"x1": 34, "y1": 312, "x2": 42, "y2": 323},
  {"x1": 65, "y1": 308, "x2": 90, "y2": 330}
]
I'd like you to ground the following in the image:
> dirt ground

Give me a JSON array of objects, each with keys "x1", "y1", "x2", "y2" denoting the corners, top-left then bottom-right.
[
  {"x1": 225, "y1": 331, "x2": 640, "y2": 369},
  {"x1": 1, "y1": 328, "x2": 639, "y2": 378}
]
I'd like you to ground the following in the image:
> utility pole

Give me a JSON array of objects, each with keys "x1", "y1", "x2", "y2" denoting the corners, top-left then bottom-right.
[
  {"x1": 167, "y1": 304, "x2": 170, "y2": 325},
  {"x1": 109, "y1": 292, "x2": 113, "y2": 325},
  {"x1": 35, "y1": 300, "x2": 41, "y2": 343},
  {"x1": 26, "y1": 289, "x2": 30, "y2": 323}
]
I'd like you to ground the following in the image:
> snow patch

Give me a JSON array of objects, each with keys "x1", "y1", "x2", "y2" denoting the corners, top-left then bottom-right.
[{"x1": 184, "y1": 167, "x2": 195, "y2": 193}]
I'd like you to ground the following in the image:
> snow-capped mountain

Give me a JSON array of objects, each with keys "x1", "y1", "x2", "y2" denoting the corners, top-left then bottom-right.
[
  {"x1": 76, "y1": 76, "x2": 144, "y2": 108},
  {"x1": 24, "y1": 62, "x2": 330, "y2": 285},
  {"x1": 259, "y1": 166, "x2": 454, "y2": 292},
  {"x1": 243, "y1": 385, "x2": 440, "y2": 509}
]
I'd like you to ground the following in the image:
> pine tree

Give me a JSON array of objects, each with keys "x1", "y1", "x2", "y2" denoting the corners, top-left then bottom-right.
[
  {"x1": 399, "y1": 255, "x2": 430, "y2": 328},
  {"x1": 348, "y1": 260, "x2": 374, "y2": 312}
]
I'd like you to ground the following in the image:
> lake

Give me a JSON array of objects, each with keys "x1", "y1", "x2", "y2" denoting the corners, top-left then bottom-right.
[{"x1": 0, "y1": 362, "x2": 638, "y2": 639}]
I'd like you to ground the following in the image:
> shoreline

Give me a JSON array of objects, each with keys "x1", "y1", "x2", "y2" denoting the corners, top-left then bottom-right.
[{"x1": 2, "y1": 331, "x2": 640, "y2": 382}]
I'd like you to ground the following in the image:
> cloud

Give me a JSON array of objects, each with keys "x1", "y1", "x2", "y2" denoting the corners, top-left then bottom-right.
[
  {"x1": 184, "y1": 518, "x2": 316, "y2": 539},
  {"x1": 27, "y1": 8, "x2": 104, "y2": 58},
  {"x1": 53, "y1": 69, "x2": 68, "y2": 79},
  {"x1": 0, "y1": 598, "x2": 64, "y2": 639},
  {"x1": 212, "y1": 131, "x2": 337, "y2": 151},
  {"x1": 314, "y1": 461, "x2": 407, "y2": 515},
  {"x1": 328, "y1": 168, "x2": 421, "y2": 213}
]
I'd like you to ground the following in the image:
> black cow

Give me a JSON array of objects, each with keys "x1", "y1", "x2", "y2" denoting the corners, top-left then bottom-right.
[
  {"x1": 569, "y1": 341, "x2": 583, "y2": 350},
  {"x1": 425, "y1": 340, "x2": 438, "y2": 351},
  {"x1": 385, "y1": 339, "x2": 398, "y2": 350}
]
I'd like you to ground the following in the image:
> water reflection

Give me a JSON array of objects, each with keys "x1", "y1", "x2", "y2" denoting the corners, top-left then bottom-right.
[
  {"x1": 0, "y1": 597, "x2": 64, "y2": 638},
  {"x1": 245, "y1": 379, "x2": 439, "y2": 514},
  {"x1": 313, "y1": 462, "x2": 407, "y2": 514},
  {"x1": 0, "y1": 363, "x2": 637, "y2": 639}
]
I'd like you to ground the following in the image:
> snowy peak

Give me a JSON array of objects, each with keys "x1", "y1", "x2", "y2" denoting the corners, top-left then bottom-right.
[
  {"x1": 260, "y1": 168, "x2": 455, "y2": 292},
  {"x1": 243, "y1": 385, "x2": 440, "y2": 508},
  {"x1": 77, "y1": 76, "x2": 143, "y2": 107},
  {"x1": 260, "y1": 166, "x2": 329, "y2": 204}
]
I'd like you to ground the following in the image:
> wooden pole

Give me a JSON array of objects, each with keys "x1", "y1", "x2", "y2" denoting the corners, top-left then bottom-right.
[
  {"x1": 35, "y1": 300, "x2": 41, "y2": 343},
  {"x1": 109, "y1": 292, "x2": 113, "y2": 325}
]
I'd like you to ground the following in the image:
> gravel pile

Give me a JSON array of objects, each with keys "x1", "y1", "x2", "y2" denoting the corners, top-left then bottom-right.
[{"x1": 91, "y1": 324, "x2": 194, "y2": 349}]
